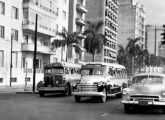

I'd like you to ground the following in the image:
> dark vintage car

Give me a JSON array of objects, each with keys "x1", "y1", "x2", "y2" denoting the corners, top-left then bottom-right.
[{"x1": 121, "y1": 73, "x2": 165, "y2": 113}]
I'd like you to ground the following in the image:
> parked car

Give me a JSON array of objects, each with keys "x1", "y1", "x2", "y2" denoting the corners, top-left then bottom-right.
[{"x1": 121, "y1": 73, "x2": 165, "y2": 113}]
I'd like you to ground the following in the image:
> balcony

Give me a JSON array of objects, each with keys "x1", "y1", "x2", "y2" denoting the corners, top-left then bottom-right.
[
  {"x1": 22, "y1": 19, "x2": 56, "y2": 37},
  {"x1": 23, "y1": 0, "x2": 57, "y2": 17},
  {"x1": 21, "y1": 43, "x2": 53, "y2": 55},
  {"x1": 76, "y1": 4, "x2": 87, "y2": 13},
  {"x1": 76, "y1": 18, "x2": 86, "y2": 26}
]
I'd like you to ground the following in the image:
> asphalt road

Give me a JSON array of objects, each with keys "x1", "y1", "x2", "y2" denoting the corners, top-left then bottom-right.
[{"x1": 0, "y1": 93, "x2": 165, "y2": 120}]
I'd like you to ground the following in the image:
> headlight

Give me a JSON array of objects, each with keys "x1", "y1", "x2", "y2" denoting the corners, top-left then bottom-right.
[
  {"x1": 161, "y1": 92, "x2": 165, "y2": 96},
  {"x1": 72, "y1": 82, "x2": 77, "y2": 87},
  {"x1": 122, "y1": 90, "x2": 128, "y2": 95},
  {"x1": 98, "y1": 82, "x2": 103, "y2": 87}
]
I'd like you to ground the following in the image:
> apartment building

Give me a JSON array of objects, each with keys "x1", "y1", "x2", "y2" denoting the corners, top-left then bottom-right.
[
  {"x1": 68, "y1": 0, "x2": 87, "y2": 63},
  {"x1": 118, "y1": 0, "x2": 145, "y2": 49},
  {"x1": 0, "y1": 0, "x2": 69, "y2": 87},
  {"x1": 145, "y1": 25, "x2": 164, "y2": 56},
  {"x1": 85, "y1": 0, "x2": 119, "y2": 63},
  {"x1": 0, "y1": 0, "x2": 23, "y2": 86}
]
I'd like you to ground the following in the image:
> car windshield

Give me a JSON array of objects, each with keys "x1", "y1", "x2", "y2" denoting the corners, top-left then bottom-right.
[
  {"x1": 45, "y1": 68, "x2": 64, "y2": 74},
  {"x1": 81, "y1": 68, "x2": 104, "y2": 76},
  {"x1": 132, "y1": 75, "x2": 164, "y2": 85}
]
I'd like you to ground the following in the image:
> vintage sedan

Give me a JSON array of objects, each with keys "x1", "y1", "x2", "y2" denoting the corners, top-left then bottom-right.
[{"x1": 121, "y1": 73, "x2": 165, "y2": 113}]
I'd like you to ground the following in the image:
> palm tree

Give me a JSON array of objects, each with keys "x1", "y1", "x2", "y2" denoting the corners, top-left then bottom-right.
[
  {"x1": 125, "y1": 37, "x2": 141, "y2": 76},
  {"x1": 136, "y1": 48, "x2": 149, "y2": 73},
  {"x1": 83, "y1": 21, "x2": 107, "y2": 62},
  {"x1": 117, "y1": 45, "x2": 128, "y2": 66},
  {"x1": 51, "y1": 29, "x2": 82, "y2": 62}
]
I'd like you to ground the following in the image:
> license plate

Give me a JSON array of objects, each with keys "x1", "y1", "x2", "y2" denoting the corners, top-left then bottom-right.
[{"x1": 138, "y1": 101, "x2": 148, "y2": 105}]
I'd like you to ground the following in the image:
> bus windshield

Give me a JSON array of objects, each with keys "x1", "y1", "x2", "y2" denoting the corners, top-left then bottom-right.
[
  {"x1": 81, "y1": 68, "x2": 104, "y2": 76},
  {"x1": 45, "y1": 68, "x2": 64, "y2": 74}
]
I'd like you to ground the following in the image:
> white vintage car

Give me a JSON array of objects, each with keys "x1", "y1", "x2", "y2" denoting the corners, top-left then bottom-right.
[{"x1": 121, "y1": 73, "x2": 165, "y2": 113}]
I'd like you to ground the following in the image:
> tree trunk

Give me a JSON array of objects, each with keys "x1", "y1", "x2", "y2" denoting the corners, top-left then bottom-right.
[
  {"x1": 132, "y1": 57, "x2": 134, "y2": 77},
  {"x1": 66, "y1": 46, "x2": 68, "y2": 62},
  {"x1": 92, "y1": 52, "x2": 95, "y2": 62}
]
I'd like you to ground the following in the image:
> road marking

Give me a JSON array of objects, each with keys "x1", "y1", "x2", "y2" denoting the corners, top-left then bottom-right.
[{"x1": 101, "y1": 113, "x2": 109, "y2": 117}]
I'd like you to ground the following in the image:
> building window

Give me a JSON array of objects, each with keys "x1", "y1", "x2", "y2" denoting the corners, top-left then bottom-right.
[
  {"x1": 0, "y1": 25, "x2": 4, "y2": 38},
  {"x1": 62, "y1": 11, "x2": 66, "y2": 20},
  {"x1": 11, "y1": 78, "x2": 17, "y2": 83},
  {"x1": 0, "y1": 50, "x2": 4, "y2": 67},
  {"x1": 36, "y1": 59, "x2": 42, "y2": 69},
  {"x1": 56, "y1": 24, "x2": 58, "y2": 33},
  {"x1": 0, "y1": 1, "x2": 5, "y2": 15},
  {"x1": 11, "y1": 29, "x2": 18, "y2": 41},
  {"x1": 12, "y1": 6, "x2": 19, "y2": 19},
  {"x1": 56, "y1": 8, "x2": 59, "y2": 16},
  {"x1": 23, "y1": 35, "x2": 28, "y2": 43},
  {"x1": 0, "y1": 78, "x2": 3, "y2": 83},
  {"x1": 25, "y1": 77, "x2": 31, "y2": 82},
  {"x1": 22, "y1": 57, "x2": 26, "y2": 68}
]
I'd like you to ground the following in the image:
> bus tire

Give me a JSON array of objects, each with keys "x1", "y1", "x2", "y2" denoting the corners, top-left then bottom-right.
[
  {"x1": 75, "y1": 96, "x2": 81, "y2": 103},
  {"x1": 116, "y1": 93, "x2": 122, "y2": 98},
  {"x1": 100, "y1": 88, "x2": 107, "y2": 103},
  {"x1": 63, "y1": 84, "x2": 70, "y2": 96},
  {"x1": 39, "y1": 92, "x2": 45, "y2": 97}
]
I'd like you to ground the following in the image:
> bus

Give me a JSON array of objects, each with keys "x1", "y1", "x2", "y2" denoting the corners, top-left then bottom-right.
[
  {"x1": 37, "y1": 62, "x2": 81, "y2": 97},
  {"x1": 72, "y1": 62, "x2": 128, "y2": 103}
]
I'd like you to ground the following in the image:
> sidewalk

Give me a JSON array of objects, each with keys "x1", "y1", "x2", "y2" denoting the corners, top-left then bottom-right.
[{"x1": 0, "y1": 85, "x2": 38, "y2": 94}]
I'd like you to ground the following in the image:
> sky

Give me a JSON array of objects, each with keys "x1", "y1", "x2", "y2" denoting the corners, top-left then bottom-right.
[{"x1": 139, "y1": 0, "x2": 165, "y2": 25}]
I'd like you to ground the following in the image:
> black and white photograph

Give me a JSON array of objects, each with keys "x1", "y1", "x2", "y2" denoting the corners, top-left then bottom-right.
[{"x1": 0, "y1": 0, "x2": 165, "y2": 120}]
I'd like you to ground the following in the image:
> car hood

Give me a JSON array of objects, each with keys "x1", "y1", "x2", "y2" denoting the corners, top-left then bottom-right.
[
  {"x1": 80, "y1": 75, "x2": 106, "y2": 84},
  {"x1": 127, "y1": 83, "x2": 165, "y2": 95}
]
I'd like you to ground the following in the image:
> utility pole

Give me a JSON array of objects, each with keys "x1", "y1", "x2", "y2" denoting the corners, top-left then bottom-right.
[
  {"x1": 154, "y1": 25, "x2": 157, "y2": 56},
  {"x1": 10, "y1": 34, "x2": 13, "y2": 87},
  {"x1": 32, "y1": 14, "x2": 38, "y2": 93}
]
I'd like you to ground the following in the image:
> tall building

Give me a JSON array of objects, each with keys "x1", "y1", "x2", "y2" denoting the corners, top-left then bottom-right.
[
  {"x1": 0, "y1": 0, "x2": 23, "y2": 86},
  {"x1": 118, "y1": 0, "x2": 145, "y2": 49},
  {"x1": 68, "y1": 0, "x2": 87, "y2": 63},
  {"x1": 85, "y1": 0, "x2": 119, "y2": 63},
  {"x1": 0, "y1": 0, "x2": 69, "y2": 87},
  {"x1": 145, "y1": 25, "x2": 164, "y2": 56}
]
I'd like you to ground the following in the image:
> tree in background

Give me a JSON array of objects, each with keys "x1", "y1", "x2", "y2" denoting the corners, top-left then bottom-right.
[
  {"x1": 51, "y1": 29, "x2": 82, "y2": 62},
  {"x1": 83, "y1": 21, "x2": 107, "y2": 62},
  {"x1": 125, "y1": 38, "x2": 141, "y2": 76}
]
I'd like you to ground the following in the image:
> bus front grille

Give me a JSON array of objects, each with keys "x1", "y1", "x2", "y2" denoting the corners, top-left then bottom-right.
[{"x1": 77, "y1": 84, "x2": 98, "y2": 92}]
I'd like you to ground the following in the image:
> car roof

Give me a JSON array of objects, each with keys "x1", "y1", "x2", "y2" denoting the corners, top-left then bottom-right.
[{"x1": 134, "y1": 73, "x2": 165, "y2": 77}]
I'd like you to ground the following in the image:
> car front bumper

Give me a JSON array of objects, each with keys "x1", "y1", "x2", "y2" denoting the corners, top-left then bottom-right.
[
  {"x1": 121, "y1": 99, "x2": 165, "y2": 106},
  {"x1": 72, "y1": 91, "x2": 104, "y2": 97},
  {"x1": 37, "y1": 86, "x2": 65, "y2": 92}
]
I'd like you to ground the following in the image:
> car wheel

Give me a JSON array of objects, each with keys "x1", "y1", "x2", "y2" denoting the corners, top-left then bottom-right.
[
  {"x1": 162, "y1": 107, "x2": 165, "y2": 114},
  {"x1": 75, "y1": 96, "x2": 81, "y2": 103},
  {"x1": 63, "y1": 84, "x2": 70, "y2": 96},
  {"x1": 100, "y1": 88, "x2": 107, "y2": 103},
  {"x1": 39, "y1": 92, "x2": 45, "y2": 97},
  {"x1": 124, "y1": 104, "x2": 133, "y2": 113},
  {"x1": 116, "y1": 93, "x2": 122, "y2": 98}
]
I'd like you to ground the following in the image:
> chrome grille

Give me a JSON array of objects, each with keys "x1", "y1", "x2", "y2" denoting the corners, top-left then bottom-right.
[
  {"x1": 130, "y1": 95, "x2": 160, "y2": 100},
  {"x1": 77, "y1": 84, "x2": 98, "y2": 92}
]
